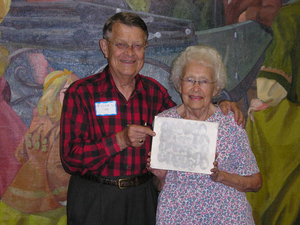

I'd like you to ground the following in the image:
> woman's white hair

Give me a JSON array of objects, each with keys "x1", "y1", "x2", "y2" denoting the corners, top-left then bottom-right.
[{"x1": 170, "y1": 44, "x2": 227, "y2": 96}]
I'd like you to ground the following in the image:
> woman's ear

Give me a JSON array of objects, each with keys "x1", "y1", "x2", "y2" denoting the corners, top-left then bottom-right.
[
  {"x1": 100, "y1": 39, "x2": 109, "y2": 58},
  {"x1": 213, "y1": 85, "x2": 220, "y2": 97}
]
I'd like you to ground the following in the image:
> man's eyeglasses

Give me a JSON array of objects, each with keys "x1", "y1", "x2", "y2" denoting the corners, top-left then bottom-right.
[
  {"x1": 106, "y1": 39, "x2": 147, "y2": 52},
  {"x1": 180, "y1": 78, "x2": 216, "y2": 87}
]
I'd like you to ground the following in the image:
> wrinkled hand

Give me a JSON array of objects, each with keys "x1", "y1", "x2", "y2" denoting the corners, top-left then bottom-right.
[
  {"x1": 210, "y1": 153, "x2": 221, "y2": 182},
  {"x1": 147, "y1": 151, "x2": 167, "y2": 191},
  {"x1": 219, "y1": 100, "x2": 245, "y2": 128},
  {"x1": 147, "y1": 151, "x2": 167, "y2": 179},
  {"x1": 117, "y1": 124, "x2": 156, "y2": 150},
  {"x1": 210, "y1": 160, "x2": 221, "y2": 182}
]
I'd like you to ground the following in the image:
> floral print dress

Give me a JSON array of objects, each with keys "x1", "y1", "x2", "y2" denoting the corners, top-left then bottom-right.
[{"x1": 156, "y1": 106, "x2": 259, "y2": 224}]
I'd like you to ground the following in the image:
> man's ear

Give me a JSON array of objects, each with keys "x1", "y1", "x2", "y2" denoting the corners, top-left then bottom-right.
[
  {"x1": 100, "y1": 39, "x2": 108, "y2": 58},
  {"x1": 178, "y1": 83, "x2": 182, "y2": 94}
]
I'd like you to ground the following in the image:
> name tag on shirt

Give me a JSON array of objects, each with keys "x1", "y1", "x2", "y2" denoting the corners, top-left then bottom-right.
[{"x1": 95, "y1": 101, "x2": 117, "y2": 116}]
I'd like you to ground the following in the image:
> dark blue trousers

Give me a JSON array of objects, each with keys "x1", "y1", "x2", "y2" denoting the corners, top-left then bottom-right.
[{"x1": 67, "y1": 175, "x2": 158, "y2": 225}]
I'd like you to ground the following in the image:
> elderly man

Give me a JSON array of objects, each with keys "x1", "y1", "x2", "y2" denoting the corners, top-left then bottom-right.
[{"x1": 60, "y1": 12, "x2": 244, "y2": 225}]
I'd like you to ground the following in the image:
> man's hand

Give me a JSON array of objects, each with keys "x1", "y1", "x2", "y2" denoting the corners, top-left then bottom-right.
[
  {"x1": 219, "y1": 100, "x2": 245, "y2": 128},
  {"x1": 116, "y1": 125, "x2": 156, "y2": 150}
]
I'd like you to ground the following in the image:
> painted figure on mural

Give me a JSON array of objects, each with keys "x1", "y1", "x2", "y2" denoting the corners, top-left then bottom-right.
[
  {"x1": 246, "y1": 1, "x2": 300, "y2": 224},
  {"x1": 27, "y1": 52, "x2": 54, "y2": 86},
  {"x1": 0, "y1": 47, "x2": 28, "y2": 199},
  {"x1": 0, "y1": 0, "x2": 28, "y2": 199},
  {"x1": 0, "y1": 0, "x2": 10, "y2": 24},
  {"x1": 126, "y1": 0, "x2": 283, "y2": 31},
  {"x1": 223, "y1": 0, "x2": 282, "y2": 27},
  {"x1": 0, "y1": 70, "x2": 79, "y2": 224},
  {"x1": 127, "y1": 0, "x2": 226, "y2": 30}
]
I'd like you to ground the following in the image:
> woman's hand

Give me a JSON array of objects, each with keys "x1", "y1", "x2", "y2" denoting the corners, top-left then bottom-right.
[
  {"x1": 213, "y1": 171, "x2": 262, "y2": 193},
  {"x1": 147, "y1": 151, "x2": 167, "y2": 191},
  {"x1": 210, "y1": 160, "x2": 220, "y2": 182},
  {"x1": 210, "y1": 154, "x2": 262, "y2": 192},
  {"x1": 211, "y1": 165, "x2": 262, "y2": 193}
]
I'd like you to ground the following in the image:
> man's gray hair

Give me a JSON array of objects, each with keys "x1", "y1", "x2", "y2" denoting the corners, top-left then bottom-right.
[{"x1": 103, "y1": 12, "x2": 148, "y2": 42}]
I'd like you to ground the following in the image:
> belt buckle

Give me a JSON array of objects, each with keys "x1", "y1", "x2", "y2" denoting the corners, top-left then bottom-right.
[{"x1": 118, "y1": 177, "x2": 131, "y2": 189}]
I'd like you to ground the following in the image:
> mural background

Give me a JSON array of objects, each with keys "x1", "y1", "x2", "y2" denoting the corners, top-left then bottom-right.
[{"x1": 0, "y1": 0, "x2": 299, "y2": 224}]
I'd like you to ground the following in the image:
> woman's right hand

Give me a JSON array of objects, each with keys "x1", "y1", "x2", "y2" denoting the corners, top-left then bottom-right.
[{"x1": 147, "y1": 151, "x2": 167, "y2": 191}]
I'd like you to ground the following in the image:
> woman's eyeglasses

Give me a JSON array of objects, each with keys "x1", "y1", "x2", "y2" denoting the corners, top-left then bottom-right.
[{"x1": 180, "y1": 78, "x2": 216, "y2": 87}]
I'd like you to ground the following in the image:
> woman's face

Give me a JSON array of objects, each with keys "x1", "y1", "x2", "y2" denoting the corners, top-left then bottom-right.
[{"x1": 179, "y1": 60, "x2": 218, "y2": 112}]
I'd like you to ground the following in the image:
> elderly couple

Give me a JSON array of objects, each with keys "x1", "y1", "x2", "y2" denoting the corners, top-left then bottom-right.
[{"x1": 60, "y1": 12, "x2": 262, "y2": 225}]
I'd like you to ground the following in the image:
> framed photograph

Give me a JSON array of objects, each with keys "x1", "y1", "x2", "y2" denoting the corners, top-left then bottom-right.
[{"x1": 150, "y1": 116, "x2": 219, "y2": 174}]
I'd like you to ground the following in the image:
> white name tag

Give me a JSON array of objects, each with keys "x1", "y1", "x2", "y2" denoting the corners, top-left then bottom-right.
[{"x1": 95, "y1": 101, "x2": 117, "y2": 116}]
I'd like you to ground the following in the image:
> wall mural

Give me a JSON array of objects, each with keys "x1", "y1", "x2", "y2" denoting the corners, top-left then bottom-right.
[{"x1": 0, "y1": 0, "x2": 299, "y2": 224}]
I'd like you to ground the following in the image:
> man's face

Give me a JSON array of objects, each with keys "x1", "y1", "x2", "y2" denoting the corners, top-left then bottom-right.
[{"x1": 100, "y1": 22, "x2": 147, "y2": 80}]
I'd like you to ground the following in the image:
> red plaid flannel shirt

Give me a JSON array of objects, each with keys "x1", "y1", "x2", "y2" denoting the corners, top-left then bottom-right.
[{"x1": 60, "y1": 67, "x2": 176, "y2": 177}]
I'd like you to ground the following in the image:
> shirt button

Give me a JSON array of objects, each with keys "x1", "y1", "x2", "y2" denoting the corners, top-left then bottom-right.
[
  {"x1": 126, "y1": 165, "x2": 131, "y2": 170},
  {"x1": 127, "y1": 124, "x2": 129, "y2": 127}
]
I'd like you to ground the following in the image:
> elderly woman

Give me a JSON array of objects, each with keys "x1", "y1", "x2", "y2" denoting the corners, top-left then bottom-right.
[{"x1": 148, "y1": 45, "x2": 262, "y2": 224}]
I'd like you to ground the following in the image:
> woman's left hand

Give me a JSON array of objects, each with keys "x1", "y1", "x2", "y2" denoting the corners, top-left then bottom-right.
[
  {"x1": 210, "y1": 157, "x2": 262, "y2": 192},
  {"x1": 210, "y1": 160, "x2": 221, "y2": 182}
]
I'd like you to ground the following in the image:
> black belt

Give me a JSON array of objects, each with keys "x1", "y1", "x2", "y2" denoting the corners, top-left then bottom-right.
[{"x1": 79, "y1": 173, "x2": 151, "y2": 189}]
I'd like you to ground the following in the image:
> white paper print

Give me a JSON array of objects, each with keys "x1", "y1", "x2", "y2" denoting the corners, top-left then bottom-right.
[{"x1": 151, "y1": 116, "x2": 219, "y2": 174}]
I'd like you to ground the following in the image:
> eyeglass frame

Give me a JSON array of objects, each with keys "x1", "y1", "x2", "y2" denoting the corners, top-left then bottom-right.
[
  {"x1": 180, "y1": 78, "x2": 216, "y2": 87},
  {"x1": 105, "y1": 39, "x2": 148, "y2": 52}
]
